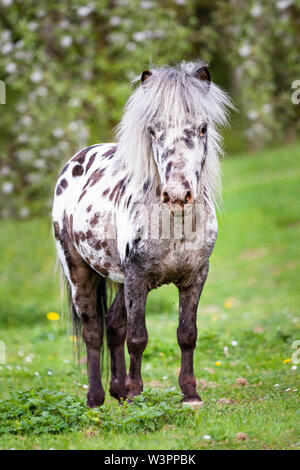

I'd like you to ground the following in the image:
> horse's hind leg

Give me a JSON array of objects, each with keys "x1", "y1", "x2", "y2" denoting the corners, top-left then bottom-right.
[
  {"x1": 106, "y1": 285, "x2": 127, "y2": 401},
  {"x1": 54, "y1": 225, "x2": 105, "y2": 407}
]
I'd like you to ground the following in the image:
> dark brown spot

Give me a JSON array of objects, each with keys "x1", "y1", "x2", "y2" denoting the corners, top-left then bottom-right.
[
  {"x1": 72, "y1": 145, "x2": 99, "y2": 163},
  {"x1": 109, "y1": 179, "x2": 125, "y2": 202},
  {"x1": 56, "y1": 185, "x2": 63, "y2": 196},
  {"x1": 102, "y1": 146, "x2": 116, "y2": 159},
  {"x1": 85, "y1": 152, "x2": 97, "y2": 173},
  {"x1": 53, "y1": 221, "x2": 61, "y2": 240},
  {"x1": 86, "y1": 205, "x2": 92, "y2": 212},
  {"x1": 60, "y1": 178, "x2": 68, "y2": 189},
  {"x1": 165, "y1": 161, "x2": 172, "y2": 181},
  {"x1": 79, "y1": 231, "x2": 86, "y2": 241},
  {"x1": 95, "y1": 241, "x2": 101, "y2": 250},
  {"x1": 181, "y1": 176, "x2": 190, "y2": 189},
  {"x1": 143, "y1": 179, "x2": 150, "y2": 194},
  {"x1": 102, "y1": 188, "x2": 110, "y2": 197},
  {"x1": 161, "y1": 148, "x2": 175, "y2": 161},
  {"x1": 78, "y1": 189, "x2": 87, "y2": 202},
  {"x1": 126, "y1": 195, "x2": 132, "y2": 209},
  {"x1": 94, "y1": 264, "x2": 108, "y2": 277},
  {"x1": 83, "y1": 168, "x2": 105, "y2": 189},
  {"x1": 90, "y1": 212, "x2": 100, "y2": 226},
  {"x1": 72, "y1": 165, "x2": 84, "y2": 177}
]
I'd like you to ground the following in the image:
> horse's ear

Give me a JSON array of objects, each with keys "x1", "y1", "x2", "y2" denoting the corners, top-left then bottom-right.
[
  {"x1": 141, "y1": 70, "x2": 152, "y2": 84},
  {"x1": 194, "y1": 66, "x2": 211, "y2": 89}
]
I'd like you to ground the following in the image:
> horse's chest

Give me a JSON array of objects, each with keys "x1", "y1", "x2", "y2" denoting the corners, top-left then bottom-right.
[{"x1": 132, "y1": 229, "x2": 216, "y2": 288}]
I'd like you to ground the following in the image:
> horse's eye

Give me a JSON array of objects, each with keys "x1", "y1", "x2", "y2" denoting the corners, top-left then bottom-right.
[
  {"x1": 148, "y1": 127, "x2": 155, "y2": 137},
  {"x1": 199, "y1": 124, "x2": 207, "y2": 136}
]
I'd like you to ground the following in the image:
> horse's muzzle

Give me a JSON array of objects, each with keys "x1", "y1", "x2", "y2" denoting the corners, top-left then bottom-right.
[{"x1": 162, "y1": 188, "x2": 194, "y2": 211}]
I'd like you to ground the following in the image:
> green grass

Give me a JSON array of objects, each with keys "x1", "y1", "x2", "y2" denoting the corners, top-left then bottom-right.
[{"x1": 0, "y1": 142, "x2": 299, "y2": 450}]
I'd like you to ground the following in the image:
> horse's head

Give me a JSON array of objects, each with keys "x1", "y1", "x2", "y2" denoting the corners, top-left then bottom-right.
[{"x1": 142, "y1": 66, "x2": 211, "y2": 210}]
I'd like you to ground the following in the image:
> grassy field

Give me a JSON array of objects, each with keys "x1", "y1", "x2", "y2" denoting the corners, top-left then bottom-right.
[{"x1": 0, "y1": 143, "x2": 299, "y2": 450}]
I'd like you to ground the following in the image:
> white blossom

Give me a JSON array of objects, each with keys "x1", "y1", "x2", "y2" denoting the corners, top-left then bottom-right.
[
  {"x1": 140, "y1": 1, "x2": 154, "y2": 9},
  {"x1": 5, "y1": 62, "x2": 16, "y2": 74},
  {"x1": 0, "y1": 166, "x2": 11, "y2": 176},
  {"x1": 262, "y1": 103, "x2": 272, "y2": 113},
  {"x1": 19, "y1": 207, "x2": 30, "y2": 218},
  {"x1": 77, "y1": 6, "x2": 93, "y2": 17},
  {"x1": 28, "y1": 22, "x2": 38, "y2": 31},
  {"x1": 52, "y1": 128, "x2": 64, "y2": 138},
  {"x1": 2, "y1": 42, "x2": 13, "y2": 54},
  {"x1": 30, "y1": 70, "x2": 43, "y2": 83},
  {"x1": 2, "y1": 181, "x2": 14, "y2": 194},
  {"x1": 17, "y1": 102, "x2": 27, "y2": 113},
  {"x1": 133, "y1": 31, "x2": 149, "y2": 42},
  {"x1": 1, "y1": 0, "x2": 13, "y2": 6},
  {"x1": 238, "y1": 42, "x2": 251, "y2": 57},
  {"x1": 1, "y1": 30, "x2": 11, "y2": 42},
  {"x1": 21, "y1": 115, "x2": 33, "y2": 126},
  {"x1": 247, "y1": 110, "x2": 259, "y2": 120},
  {"x1": 69, "y1": 97, "x2": 81, "y2": 108},
  {"x1": 110, "y1": 16, "x2": 121, "y2": 26},
  {"x1": 250, "y1": 3, "x2": 263, "y2": 17},
  {"x1": 17, "y1": 150, "x2": 33, "y2": 162},
  {"x1": 36, "y1": 86, "x2": 48, "y2": 97},
  {"x1": 17, "y1": 133, "x2": 28, "y2": 143},
  {"x1": 33, "y1": 159, "x2": 46, "y2": 169},
  {"x1": 276, "y1": 0, "x2": 293, "y2": 10},
  {"x1": 126, "y1": 42, "x2": 136, "y2": 51},
  {"x1": 60, "y1": 35, "x2": 73, "y2": 47}
]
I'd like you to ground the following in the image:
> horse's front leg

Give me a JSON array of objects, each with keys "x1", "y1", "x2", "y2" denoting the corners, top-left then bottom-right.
[
  {"x1": 124, "y1": 271, "x2": 149, "y2": 400},
  {"x1": 177, "y1": 263, "x2": 209, "y2": 404}
]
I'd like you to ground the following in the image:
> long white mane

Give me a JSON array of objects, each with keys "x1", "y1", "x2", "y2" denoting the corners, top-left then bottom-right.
[{"x1": 114, "y1": 61, "x2": 234, "y2": 206}]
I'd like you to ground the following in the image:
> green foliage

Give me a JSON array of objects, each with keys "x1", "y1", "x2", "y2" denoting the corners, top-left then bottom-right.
[
  {"x1": 0, "y1": 387, "x2": 192, "y2": 435},
  {"x1": 0, "y1": 388, "x2": 91, "y2": 434},
  {"x1": 1, "y1": 1, "x2": 300, "y2": 217}
]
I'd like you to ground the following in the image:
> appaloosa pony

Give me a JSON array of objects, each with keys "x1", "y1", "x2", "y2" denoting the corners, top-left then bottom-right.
[{"x1": 52, "y1": 61, "x2": 233, "y2": 407}]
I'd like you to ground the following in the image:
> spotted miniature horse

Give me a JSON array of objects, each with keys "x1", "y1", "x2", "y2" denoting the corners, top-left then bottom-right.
[{"x1": 52, "y1": 61, "x2": 233, "y2": 407}]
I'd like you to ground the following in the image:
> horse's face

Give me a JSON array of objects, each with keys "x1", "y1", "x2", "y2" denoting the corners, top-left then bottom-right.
[{"x1": 148, "y1": 119, "x2": 208, "y2": 209}]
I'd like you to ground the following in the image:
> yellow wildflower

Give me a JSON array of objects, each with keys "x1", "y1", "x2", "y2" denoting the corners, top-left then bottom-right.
[
  {"x1": 47, "y1": 312, "x2": 60, "y2": 321},
  {"x1": 224, "y1": 298, "x2": 234, "y2": 309},
  {"x1": 215, "y1": 361, "x2": 221, "y2": 366},
  {"x1": 283, "y1": 358, "x2": 291, "y2": 364}
]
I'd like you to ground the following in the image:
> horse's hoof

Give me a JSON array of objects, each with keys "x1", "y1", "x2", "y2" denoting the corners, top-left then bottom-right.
[
  {"x1": 87, "y1": 390, "x2": 105, "y2": 408},
  {"x1": 182, "y1": 399, "x2": 204, "y2": 408}
]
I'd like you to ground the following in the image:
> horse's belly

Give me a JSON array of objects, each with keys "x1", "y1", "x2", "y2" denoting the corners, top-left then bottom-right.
[{"x1": 72, "y1": 205, "x2": 125, "y2": 283}]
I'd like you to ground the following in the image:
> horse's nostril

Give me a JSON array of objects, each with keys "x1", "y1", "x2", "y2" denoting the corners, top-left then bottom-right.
[
  {"x1": 185, "y1": 191, "x2": 193, "y2": 204},
  {"x1": 162, "y1": 191, "x2": 170, "y2": 203}
]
